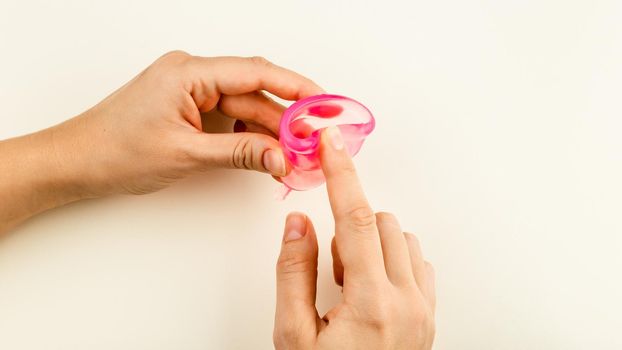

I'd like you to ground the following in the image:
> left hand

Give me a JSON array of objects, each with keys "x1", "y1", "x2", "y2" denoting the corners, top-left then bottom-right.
[
  {"x1": 50, "y1": 51, "x2": 324, "y2": 196},
  {"x1": 0, "y1": 51, "x2": 323, "y2": 232}
]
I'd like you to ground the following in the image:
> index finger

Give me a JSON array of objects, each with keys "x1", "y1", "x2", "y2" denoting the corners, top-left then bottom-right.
[
  {"x1": 188, "y1": 55, "x2": 324, "y2": 101},
  {"x1": 320, "y1": 126, "x2": 386, "y2": 284}
]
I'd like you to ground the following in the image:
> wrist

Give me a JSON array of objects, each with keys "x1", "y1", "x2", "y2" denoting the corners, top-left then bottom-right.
[
  {"x1": 43, "y1": 114, "x2": 106, "y2": 202},
  {"x1": 0, "y1": 125, "x2": 91, "y2": 232}
]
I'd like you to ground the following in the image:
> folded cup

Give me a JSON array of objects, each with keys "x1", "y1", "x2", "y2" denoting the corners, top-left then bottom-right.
[{"x1": 277, "y1": 94, "x2": 375, "y2": 198}]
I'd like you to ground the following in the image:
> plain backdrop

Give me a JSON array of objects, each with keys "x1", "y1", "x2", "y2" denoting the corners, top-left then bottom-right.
[{"x1": 1, "y1": 0, "x2": 621, "y2": 349}]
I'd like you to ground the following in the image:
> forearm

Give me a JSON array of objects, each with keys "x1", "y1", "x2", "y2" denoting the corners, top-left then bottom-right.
[{"x1": 0, "y1": 121, "x2": 92, "y2": 233}]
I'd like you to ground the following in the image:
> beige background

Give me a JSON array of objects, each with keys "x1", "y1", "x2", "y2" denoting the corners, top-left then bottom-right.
[{"x1": 1, "y1": 0, "x2": 621, "y2": 349}]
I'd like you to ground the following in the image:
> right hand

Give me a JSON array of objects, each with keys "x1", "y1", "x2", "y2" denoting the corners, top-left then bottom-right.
[{"x1": 273, "y1": 126, "x2": 436, "y2": 349}]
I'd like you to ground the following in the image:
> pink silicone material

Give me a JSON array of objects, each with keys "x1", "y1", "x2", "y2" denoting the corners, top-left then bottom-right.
[{"x1": 278, "y1": 94, "x2": 375, "y2": 195}]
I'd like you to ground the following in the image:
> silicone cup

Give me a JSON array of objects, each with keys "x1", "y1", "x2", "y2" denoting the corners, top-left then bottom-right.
[{"x1": 277, "y1": 94, "x2": 375, "y2": 198}]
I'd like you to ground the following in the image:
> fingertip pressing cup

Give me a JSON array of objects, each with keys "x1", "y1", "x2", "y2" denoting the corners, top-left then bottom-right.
[{"x1": 276, "y1": 94, "x2": 375, "y2": 199}]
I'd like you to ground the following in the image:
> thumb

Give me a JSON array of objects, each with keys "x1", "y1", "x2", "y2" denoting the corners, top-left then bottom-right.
[
  {"x1": 192, "y1": 132, "x2": 288, "y2": 176},
  {"x1": 274, "y1": 212, "x2": 319, "y2": 349}
]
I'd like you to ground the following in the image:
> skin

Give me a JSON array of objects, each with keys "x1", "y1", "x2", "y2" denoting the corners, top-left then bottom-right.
[
  {"x1": 0, "y1": 51, "x2": 323, "y2": 233},
  {"x1": 0, "y1": 52, "x2": 435, "y2": 348},
  {"x1": 274, "y1": 126, "x2": 436, "y2": 349}
]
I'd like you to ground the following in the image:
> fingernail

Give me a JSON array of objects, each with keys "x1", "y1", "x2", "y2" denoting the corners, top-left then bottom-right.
[
  {"x1": 325, "y1": 126, "x2": 344, "y2": 150},
  {"x1": 263, "y1": 149, "x2": 286, "y2": 176},
  {"x1": 233, "y1": 120, "x2": 247, "y2": 133},
  {"x1": 284, "y1": 212, "x2": 307, "y2": 242}
]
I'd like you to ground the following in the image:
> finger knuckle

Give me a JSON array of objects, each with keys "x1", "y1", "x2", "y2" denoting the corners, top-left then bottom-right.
[
  {"x1": 363, "y1": 301, "x2": 396, "y2": 332},
  {"x1": 375, "y1": 211, "x2": 399, "y2": 226},
  {"x1": 409, "y1": 308, "x2": 435, "y2": 336},
  {"x1": 156, "y1": 50, "x2": 191, "y2": 67},
  {"x1": 409, "y1": 307, "x2": 427, "y2": 326},
  {"x1": 424, "y1": 261, "x2": 435, "y2": 275},
  {"x1": 358, "y1": 292, "x2": 436, "y2": 343},
  {"x1": 346, "y1": 205, "x2": 376, "y2": 229},
  {"x1": 216, "y1": 95, "x2": 233, "y2": 113},
  {"x1": 276, "y1": 251, "x2": 317, "y2": 279},
  {"x1": 325, "y1": 160, "x2": 357, "y2": 181},
  {"x1": 145, "y1": 51, "x2": 192, "y2": 85},
  {"x1": 339, "y1": 161, "x2": 358, "y2": 177},
  {"x1": 231, "y1": 136, "x2": 255, "y2": 170},
  {"x1": 249, "y1": 55, "x2": 272, "y2": 67},
  {"x1": 162, "y1": 50, "x2": 190, "y2": 59},
  {"x1": 404, "y1": 232, "x2": 421, "y2": 247}
]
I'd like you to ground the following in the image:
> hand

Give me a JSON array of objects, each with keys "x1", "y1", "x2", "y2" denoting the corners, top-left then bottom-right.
[
  {"x1": 50, "y1": 51, "x2": 323, "y2": 196},
  {"x1": 273, "y1": 126, "x2": 436, "y2": 349},
  {"x1": 0, "y1": 51, "x2": 323, "y2": 233}
]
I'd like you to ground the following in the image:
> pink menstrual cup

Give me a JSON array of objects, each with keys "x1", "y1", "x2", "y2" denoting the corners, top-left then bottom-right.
[{"x1": 277, "y1": 94, "x2": 375, "y2": 199}]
